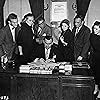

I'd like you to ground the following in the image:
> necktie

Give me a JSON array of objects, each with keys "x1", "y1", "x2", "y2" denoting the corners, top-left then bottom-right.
[
  {"x1": 75, "y1": 28, "x2": 79, "y2": 36},
  {"x1": 45, "y1": 48, "x2": 49, "y2": 60}
]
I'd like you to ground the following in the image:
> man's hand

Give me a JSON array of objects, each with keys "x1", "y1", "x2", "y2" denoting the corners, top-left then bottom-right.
[
  {"x1": 18, "y1": 46, "x2": 23, "y2": 55},
  {"x1": 77, "y1": 56, "x2": 83, "y2": 61},
  {"x1": 1, "y1": 55, "x2": 8, "y2": 63},
  {"x1": 60, "y1": 36, "x2": 64, "y2": 43}
]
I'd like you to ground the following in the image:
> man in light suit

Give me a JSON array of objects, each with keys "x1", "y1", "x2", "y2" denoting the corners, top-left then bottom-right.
[
  {"x1": 72, "y1": 15, "x2": 91, "y2": 62},
  {"x1": 0, "y1": 13, "x2": 20, "y2": 70}
]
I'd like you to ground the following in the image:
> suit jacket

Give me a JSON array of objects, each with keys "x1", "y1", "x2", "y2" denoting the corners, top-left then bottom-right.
[
  {"x1": 35, "y1": 43, "x2": 61, "y2": 62},
  {"x1": 0, "y1": 25, "x2": 20, "y2": 59},
  {"x1": 17, "y1": 23, "x2": 37, "y2": 62},
  {"x1": 72, "y1": 25, "x2": 90, "y2": 61}
]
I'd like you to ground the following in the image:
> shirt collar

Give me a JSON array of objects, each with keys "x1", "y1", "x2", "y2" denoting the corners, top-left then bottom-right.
[
  {"x1": 9, "y1": 24, "x2": 15, "y2": 30},
  {"x1": 77, "y1": 24, "x2": 83, "y2": 31}
]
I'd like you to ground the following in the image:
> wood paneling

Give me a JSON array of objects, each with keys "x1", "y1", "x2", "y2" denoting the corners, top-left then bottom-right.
[{"x1": 10, "y1": 74, "x2": 94, "y2": 100}]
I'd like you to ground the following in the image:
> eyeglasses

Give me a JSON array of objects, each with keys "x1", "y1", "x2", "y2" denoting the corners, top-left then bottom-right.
[{"x1": 28, "y1": 19, "x2": 35, "y2": 23}]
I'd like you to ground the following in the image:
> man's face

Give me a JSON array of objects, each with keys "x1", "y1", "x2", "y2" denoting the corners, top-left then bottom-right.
[
  {"x1": 61, "y1": 23, "x2": 69, "y2": 31},
  {"x1": 74, "y1": 18, "x2": 82, "y2": 28},
  {"x1": 9, "y1": 18, "x2": 18, "y2": 28},
  {"x1": 44, "y1": 38, "x2": 53, "y2": 49},
  {"x1": 26, "y1": 16, "x2": 34, "y2": 26}
]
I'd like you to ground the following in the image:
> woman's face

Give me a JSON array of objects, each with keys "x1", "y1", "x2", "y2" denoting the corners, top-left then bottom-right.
[
  {"x1": 26, "y1": 16, "x2": 34, "y2": 26},
  {"x1": 61, "y1": 23, "x2": 69, "y2": 31},
  {"x1": 93, "y1": 25, "x2": 100, "y2": 35}
]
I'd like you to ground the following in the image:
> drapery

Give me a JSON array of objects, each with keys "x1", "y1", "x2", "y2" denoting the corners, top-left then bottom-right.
[
  {"x1": 28, "y1": 0, "x2": 44, "y2": 21},
  {"x1": 76, "y1": 0, "x2": 91, "y2": 20},
  {"x1": 0, "y1": 0, "x2": 6, "y2": 29}
]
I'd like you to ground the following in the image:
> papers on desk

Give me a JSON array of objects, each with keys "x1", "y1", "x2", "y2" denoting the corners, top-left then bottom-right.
[
  {"x1": 19, "y1": 58, "x2": 73, "y2": 75},
  {"x1": 19, "y1": 60, "x2": 58, "y2": 74},
  {"x1": 19, "y1": 61, "x2": 73, "y2": 75}
]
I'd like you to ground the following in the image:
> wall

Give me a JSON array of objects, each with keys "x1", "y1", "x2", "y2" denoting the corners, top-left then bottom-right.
[
  {"x1": 88, "y1": 0, "x2": 100, "y2": 29},
  {"x1": 3, "y1": 0, "x2": 100, "y2": 29},
  {"x1": 4, "y1": 0, "x2": 31, "y2": 25},
  {"x1": 44, "y1": 0, "x2": 76, "y2": 28}
]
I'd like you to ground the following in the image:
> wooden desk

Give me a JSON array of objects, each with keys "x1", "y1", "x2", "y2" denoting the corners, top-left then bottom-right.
[{"x1": 9, "y1": 74, "x2": 94, "y2": 100}]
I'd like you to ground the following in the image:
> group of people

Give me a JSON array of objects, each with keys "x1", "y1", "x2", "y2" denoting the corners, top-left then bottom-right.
[{"x1": 0, "y1": 12, "x2": 100, "y2": 99}]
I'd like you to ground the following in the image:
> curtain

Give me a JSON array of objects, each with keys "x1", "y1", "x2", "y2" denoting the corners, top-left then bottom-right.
[
  {"x1": 0, "y1": 0, "x2": 6, "y2": 29},
  {"x1": 76, "y1": 0, "x2": 91, "y2": 20},
  {"x1": 29, "y1": 0, "x2": 44, "y2": 21}
]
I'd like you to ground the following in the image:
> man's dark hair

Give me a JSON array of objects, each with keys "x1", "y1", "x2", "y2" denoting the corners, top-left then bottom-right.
[
  {"x1": 6, "y1": 13, "x2": 17, "y2": 25},
  {"x1": 74, "y1": 14, "x2": 84, "y2": 21},
  {"x1": 21, "y1": 13, "x2": 34, "y2": 23}
]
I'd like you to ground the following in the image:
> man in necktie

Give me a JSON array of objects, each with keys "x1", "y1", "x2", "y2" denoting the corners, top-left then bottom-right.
[
  {"x1": 0, "y1": 13, "x2": 20, "y2": 71},
  {"x1": 72, "y1": 15, "x2": 91, "y2": 62}
]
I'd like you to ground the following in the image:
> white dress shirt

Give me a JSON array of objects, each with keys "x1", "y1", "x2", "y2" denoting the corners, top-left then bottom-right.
[
  {"x1": 45, "y1": 47, "x2": 51, "y2": 60},
  {"x1": 9, "y1": 24, "x2": 15, "y2": 42}
]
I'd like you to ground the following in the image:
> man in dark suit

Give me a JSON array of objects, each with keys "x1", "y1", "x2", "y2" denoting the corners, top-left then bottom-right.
[
  {"x1": 72, "y1": 15, "x2": 91, "y2": 62},
  {"x1": 0, "y1": 13, "x2": 20, "y2": 70},
  {"x1": 34, "y1": 36, "x2": 61, "y2": 62}
]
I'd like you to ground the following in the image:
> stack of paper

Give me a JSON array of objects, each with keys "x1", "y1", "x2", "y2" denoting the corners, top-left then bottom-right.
[{"x1": 19, "y1": 65, "x2": 30, "y2": 73}]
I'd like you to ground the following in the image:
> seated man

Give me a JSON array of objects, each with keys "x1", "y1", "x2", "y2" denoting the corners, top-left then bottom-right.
[{"x1": 34, "y1": 36, "x2": 61, "y2": 62}]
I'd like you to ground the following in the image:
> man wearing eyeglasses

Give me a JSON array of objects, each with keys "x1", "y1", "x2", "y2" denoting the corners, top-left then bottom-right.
[{"x1": 0, "y1": 13, "x2": 20, "y2": 71}]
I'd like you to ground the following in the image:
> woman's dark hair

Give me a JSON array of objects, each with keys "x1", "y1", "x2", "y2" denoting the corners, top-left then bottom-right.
[
  {"x1": 21, "y1": 13, "x2": 34, "y2": 23},
  {"x1": 92, "y1": 21, "x2": 100, "y2": 33},
  {"x1": 6, "y1": 13, "x2": 17, "y2": 25},
  {"x1": 60, "y1": 19, "x2": 70, "y2": 32}
]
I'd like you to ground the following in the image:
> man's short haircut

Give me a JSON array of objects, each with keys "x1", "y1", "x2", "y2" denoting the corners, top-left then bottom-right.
[
  {"x1": 23, "y1": 13, "x2": 33, "y2": 19},
  {"x1": 74, "y1": 14, "x2": 84, "y2": 21},
  {"x1": 6, "y1": 13, "x2": 17, "y2": 24},
  {"x1": 21, "y1": 13, "x2": 34, "y2": 23}
]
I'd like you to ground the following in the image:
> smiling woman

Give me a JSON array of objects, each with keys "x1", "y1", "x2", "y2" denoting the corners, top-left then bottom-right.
[{"x1": 90, "y1": 21, "x2": 100, "y2": 100}]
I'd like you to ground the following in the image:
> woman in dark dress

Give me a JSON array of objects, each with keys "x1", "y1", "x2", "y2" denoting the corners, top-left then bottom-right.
[
  {"x1": 90, "y1": 21, "x2": 100, "y2": 99},
  {"x1": 58, "y1": 19, "x2": 74, "y2": 63},
  {"x1": 17, "y1": 13, "x2": 36, "y2": 64}
]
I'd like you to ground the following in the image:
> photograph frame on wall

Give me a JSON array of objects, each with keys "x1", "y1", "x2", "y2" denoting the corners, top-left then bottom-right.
[{"x1": 51, "y1": 1, "x2": 67, "y2": 22}]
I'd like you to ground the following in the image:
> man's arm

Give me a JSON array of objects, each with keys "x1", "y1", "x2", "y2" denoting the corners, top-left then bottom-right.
[
  {"x1": 0, "y1": 29, "x2": 5, "y2": 57},
  {"x1": 80, "y1": 28, "x2": 91, "y2": 59}
]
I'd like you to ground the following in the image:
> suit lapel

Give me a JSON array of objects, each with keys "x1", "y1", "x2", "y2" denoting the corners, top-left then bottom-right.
[
  {"x1": 7, "y1": 25, "x2": 14, "y2": 42},
  {"x1": 74, "y1": 25, "x2": 84, "y2": 41}
]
